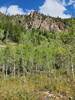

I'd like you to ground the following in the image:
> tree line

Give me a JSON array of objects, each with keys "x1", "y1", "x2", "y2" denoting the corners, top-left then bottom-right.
[{"x1": 0, "y1": 16, "x2": 75, "y2": 78}]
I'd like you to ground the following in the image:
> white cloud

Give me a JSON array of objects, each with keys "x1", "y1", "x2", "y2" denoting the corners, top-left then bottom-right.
[
  {"x1": 69, "y1": 0, "x2": 75, "y2": 5},
  {"x1": 39, "y1": 0, "x2": 71, "y2": 18},
  {"x1": 25, "y1": 9, "x2": 35, "y2": 15},
  {"x1": 73, "y1": 4, "x2": 75, "y2": 8},
  {"x1": 0, "y1": 7, "x2": 7, "y2": 14},
  {"x1": 0, "y1": 5, "x2": 35, "y2": 16},
  {"x1": 7, "y1": 5, "x2": 25, "y2": 15},
  {"x1": 59, "y1": 0, "x2": 75, "y2": 6},
  {"x1": 0, "y1": 5, "x2": 26, "y2": 15},
  {"x1": 0, "y1": 2, "x2": 73, "y2": 18}
]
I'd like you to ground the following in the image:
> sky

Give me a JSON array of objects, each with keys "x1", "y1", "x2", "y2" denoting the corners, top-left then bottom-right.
[{"x1": 0, "y1": 0, "x2": 75, "y2": 18}]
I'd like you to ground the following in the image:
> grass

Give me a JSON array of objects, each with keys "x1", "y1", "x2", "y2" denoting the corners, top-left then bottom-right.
[{"x1": 0, "y1": 72, "x2": 75, "y2": 100}]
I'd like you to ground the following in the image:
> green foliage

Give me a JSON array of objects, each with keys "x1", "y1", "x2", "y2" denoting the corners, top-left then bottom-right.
[
  {"x1": 0, "y1": 18, "x2": 75, "y2": 75},
  {"x1": 0, "y1": 14, "x2": 75, "y2": 99}
]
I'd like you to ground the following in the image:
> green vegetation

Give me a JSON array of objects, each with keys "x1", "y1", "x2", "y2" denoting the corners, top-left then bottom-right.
[{"x1": 0, "y1": 13, "x2": 75, "y2": 99}]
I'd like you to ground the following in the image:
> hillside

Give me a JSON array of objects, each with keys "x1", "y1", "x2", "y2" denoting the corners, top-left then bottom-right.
[
  {"x1": 0, "y1": 11, "x2": 72, "y2": 32},
  {"x1": 0, "y1": 11, "x2": 75, "y2": 44},
  {"x1": 0, "y1": 12, "x2": 75, "y2": 100},
  {"x1": 10, "y1": 12, "x2": 67, "y2": 32}
]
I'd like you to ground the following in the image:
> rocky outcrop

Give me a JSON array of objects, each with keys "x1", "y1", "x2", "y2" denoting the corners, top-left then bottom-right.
[
  {"x1": 0, "y1": 11, "x2": 68, "y2": 32},
  {"x1": 27, "y1": 12, "x2": 66, "y2": 32}
]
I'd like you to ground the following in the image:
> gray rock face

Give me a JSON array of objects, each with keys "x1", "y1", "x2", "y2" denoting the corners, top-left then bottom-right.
[
  {"x1": 24, "y1": 12, "x2": 66, "y2": 32},
  {"x1": 3, "y1": 11, "x2": 67, "y2": 32}
]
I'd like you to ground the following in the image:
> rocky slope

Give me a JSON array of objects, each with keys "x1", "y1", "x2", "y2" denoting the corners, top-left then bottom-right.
[
  {"x1": 10, "y1": 12, "x2": 68, "y2": 32},
  {"x1": 0, "y1": 12, "x2": 71, "y2": 32},
  {"x1": 0, "y1": 11, "x2": 74, "y2": 34}
]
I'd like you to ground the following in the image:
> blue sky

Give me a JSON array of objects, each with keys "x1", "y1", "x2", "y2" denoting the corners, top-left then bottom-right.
[
  {"x1": 0, "y1": 0, "x2": 44, "y2": 10},
  {"x1": 0, "y1": 0, "x2": 75, "y2": 18}
]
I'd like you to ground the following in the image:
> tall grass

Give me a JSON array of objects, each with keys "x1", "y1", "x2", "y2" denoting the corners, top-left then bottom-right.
[{"x1": 0, "y1": 72, "x2": 75, "y2": 100}]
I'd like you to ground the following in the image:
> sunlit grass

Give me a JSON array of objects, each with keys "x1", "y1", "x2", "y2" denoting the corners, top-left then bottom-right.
[{"x1": 0, "y1": 72, "x2": 75, "y2": 100}]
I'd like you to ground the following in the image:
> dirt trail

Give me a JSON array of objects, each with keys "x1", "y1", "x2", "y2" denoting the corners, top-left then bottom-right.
[{"x1": 39, "y1": 91, "x2": 71, "y2": 100}]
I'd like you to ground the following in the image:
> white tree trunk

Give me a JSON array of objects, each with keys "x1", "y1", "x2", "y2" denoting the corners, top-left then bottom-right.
[{"x1": 72, "y1": 64, "x2": 74, "y2": 80}]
